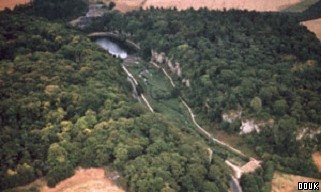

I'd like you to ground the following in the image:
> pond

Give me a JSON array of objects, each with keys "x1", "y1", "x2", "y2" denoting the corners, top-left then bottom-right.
[{"x1": 95, "y1": 37, "x2": 128, "y2": 59}]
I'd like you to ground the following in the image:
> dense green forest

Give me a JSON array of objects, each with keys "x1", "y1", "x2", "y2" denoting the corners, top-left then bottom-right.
[
  {"x1": 85, "y1": 6, "x2": 321, "y2": 178},
  {"x1": 1, "y1": 0, "x2": 321, "y2": 192},
  {"x1": 0, "y1": 8, "x2": 233, "y2": 192},
  {"x1": 32, "y1": 0, "x2": 87, "y2": 20}
]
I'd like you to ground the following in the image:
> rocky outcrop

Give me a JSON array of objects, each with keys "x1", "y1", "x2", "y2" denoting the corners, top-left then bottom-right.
[
  {"x1": 182, "y1": 78, "x2": 190, "y2": 87},
  {"x1": 296, "y1": 126, "x2": 321, "y2": 140},
  {"x1": 151, "y1": 50, "x2": 188, "y2": 86},
  {"x1": 222, "y1": 110, "x2": 242, "y2": 123},
  {"x1": 240, "y1": 118, "x2": 274, "y2": 134},
  {"x1": 240, "y1": 119, "x2": 260, "y2": 134},
  {"x1": 222, "y1": 110, "x2": 275, "y2": 134}
]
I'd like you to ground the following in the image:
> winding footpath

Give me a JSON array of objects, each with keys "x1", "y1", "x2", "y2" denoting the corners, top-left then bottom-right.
[
  {"x1": 181, "y1": 99, "x2": 246, "y2": 157},
  {"x1": 122, "y1": 64, "x2": 154, "y2": 113}
]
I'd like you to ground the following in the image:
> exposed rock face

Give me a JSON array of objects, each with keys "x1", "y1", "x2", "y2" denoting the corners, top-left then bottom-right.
[
  {"x1": 152, "y1": 50, "x2": 166, "y2": 63},
  {"x1": 296, "y1": 127, "x2": 321, "y2": 140},
  {"x1": 175, "y1": 62, "x2": 182, "y2": 77},
  {"x1": 240, "y1": 118, "x2": 274, "y2": 134},
  {"x1": 222, "y1": 110, "x2": 242, "y2": 123},
  {"x1": 182, "y1": 78, "x2": 190, "y2": 87},
  {"x1": 222, "y1": 110, "x2": 275, "y2": 134},
  {"x1": 151, "y1": 50, "x2": 188, "y2": 86},
  {"x1": 240, "y1": 119, "x2": 260, "y2": 134}
]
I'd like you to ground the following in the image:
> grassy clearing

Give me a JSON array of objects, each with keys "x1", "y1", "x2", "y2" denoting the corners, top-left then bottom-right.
[
  {"x1": 281, "y1": 0, "x2": 319, "y2": 12},
  {"x1": 129, "y1": 62, "x2": 195, "y2": 130},
  {"x1": 212, "y1": 130, "x2": 259, "y2": 159}
]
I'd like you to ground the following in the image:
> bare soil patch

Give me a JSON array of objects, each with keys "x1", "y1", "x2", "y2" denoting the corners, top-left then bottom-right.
[
  {"x1": 142, "y1": 0, "x2": 303, "y2": 12},
  {"x1": 41, "y1": 168, "x2": 124, "y2": 192},
  {"x1": 302, "y1": 18, "x2": 321, "y2": 41},
  {"x1": 5, "y1": 168, "x2": 123, "y2": 192},
  {"x1": 271, "y1": 171, "x2": 321, "y2": 192},
  {"x1": 0, "y1": 0, "x2": 30, "y2": 10},
  {"x1": 313, "y1": 152, "x2": 321, "y2": 172}
]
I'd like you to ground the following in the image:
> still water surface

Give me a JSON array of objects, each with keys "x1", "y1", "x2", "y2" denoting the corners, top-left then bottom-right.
[{"x1": 95, "y1": 37, "x2": 128, "y2": 59}]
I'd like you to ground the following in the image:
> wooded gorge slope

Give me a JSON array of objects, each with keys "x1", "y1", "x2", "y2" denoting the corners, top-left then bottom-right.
[
  {"x1": 0, "y1": 11, "x2": 231, "y2": 192},
  {"x1": 86, "y1": 8, "x2": 321, "y2": 178}
]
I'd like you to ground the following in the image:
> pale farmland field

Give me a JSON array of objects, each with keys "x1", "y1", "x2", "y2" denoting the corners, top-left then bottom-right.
[
  {"x1": 4, "y1": 168, "x2": 124, "y2": 192},
  {"x1": 142, "y1": 0, "x2": 304, "y2": 12},
  {"x1": 0, "y1": 0, "x2": 30, "y2": 10},
  {"x1": 92, "y1": 0, "x2": 315, "y2": 13},
  {"x1": 1, "y1": 0, "x2": 316, "y2": 12},
  {"x1": 302, "y1": 18, "x2": 321, "y2": 41}
]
